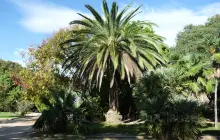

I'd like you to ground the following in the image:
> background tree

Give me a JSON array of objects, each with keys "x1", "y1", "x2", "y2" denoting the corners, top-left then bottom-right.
[
  {"x1": 168, "y1": 53, "x2": 215, "y2": 98},
  {"x1": 15, "y1": 28, "x2": 74, "y2": 111},
  {"x1": 171, "y1": 14, "x2": 220, "y2": 127},
  {"x1": 174, "y1": 15, "x2": 220, "y2": 57},
  {"x1": 0, "y1": 59, "x2": 23, "y2": 112}
]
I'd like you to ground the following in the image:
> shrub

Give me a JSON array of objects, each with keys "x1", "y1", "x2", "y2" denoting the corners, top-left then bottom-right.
[
  {"x1": 33, "y1": 107, "x2": 68, "y2": 133},
  {"x1": 70, "y1": 107, "x2": 89, "y2": 134},
  {"x1": 135, "y1": 71, "x2": 204, "y2": 140},
  {"x1": 17, "y1": 100, "x2": 33, "y2": 116},
  {"x1": 80, "y1": 96, "x2": 105, "y2": 121},
  {"x1": 140, "y1": 94, "x2": 204, "y2": 140},
  {"x1": 33, "y1": 89, "x2": 89, "y2": 133}
]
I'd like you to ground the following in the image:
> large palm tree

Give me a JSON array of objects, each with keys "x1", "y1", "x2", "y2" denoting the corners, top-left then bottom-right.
[{"x1": 62, "y1": 0, "x2": 168, "y2": 113}]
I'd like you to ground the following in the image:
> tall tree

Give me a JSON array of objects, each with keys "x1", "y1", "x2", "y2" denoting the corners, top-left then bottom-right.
[
  {"x1": 0, "y1": 59, "x2": 23, "y2": 111},
  {"x1": 174, "y1": 14, "x2": 220, "y2": 59},
  {"x1": 172, "y1": 14, "x2": 220, "y2": 128},
  {"x1": 15, "y1": 28, "x2": 74, "y2": 111},
  {"x1": 62, "y1": 0, "x2": 168, "y2": 120}
]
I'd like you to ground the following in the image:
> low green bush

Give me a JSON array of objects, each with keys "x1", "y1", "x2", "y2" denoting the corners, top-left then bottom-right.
[
  {"x1": 17, "y1": 100, "x2": 33, "y2": 116},
  {"x1": 140, "y1": 94, "x2": 204, "y2": 140},
  {"x1": 135, "y1": 71, "x2": 204, "y2": 140},
  {"x1": 33, "y1": 89, "x2": 89, "y2": 134}
]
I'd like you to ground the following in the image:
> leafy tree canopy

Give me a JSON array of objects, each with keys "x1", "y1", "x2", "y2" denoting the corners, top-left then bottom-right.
[
  {"x1": 0, "y1": 59, "x2": 23, "y2": 111},
  {"x1": 173, "y1": 14, "x2": 220, "y2": 60},
  {"x1": 62, "y1": 0, "x2": 168, "y2": 90},
  {"x1": 16, "y1": 28, "x2": 74, "y2": 108}
]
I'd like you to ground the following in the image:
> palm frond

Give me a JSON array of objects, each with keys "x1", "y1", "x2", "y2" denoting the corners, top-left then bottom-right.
[
  {"x1": 85, "y1": 5, "x2": 104, "y2": 26},
  {"x1": 62, "y1": 0, "x2": 167, "y2": 89}
]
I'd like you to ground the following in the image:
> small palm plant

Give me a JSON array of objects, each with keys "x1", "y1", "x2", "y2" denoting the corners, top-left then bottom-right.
[
  {"x1": 135, "y1": 71, "x2": 204, "y2": 140},
  {"x1": 33, "y1": 89, "x2": 89, "y2": 133}
]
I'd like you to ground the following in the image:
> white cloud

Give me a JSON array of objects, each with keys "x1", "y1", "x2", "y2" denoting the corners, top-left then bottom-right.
[
  {"x1": 11, "y1": 0, "x2": 86, "y2": 33},
  {"x1": 12, "y1": 48, "x2": 27, "y2": 67},
  {"x1": 12, "y1": 0, "x2": 220, "y2": 46},
  {"x1": 12, "y1": 60, "x2": 26, "y2": 67},
  {"x1": 135, "y1": 3, "x2": 220, "y2": 46},
  {"x1": 13, "y1": 48, "x2": 25, "y2": 56},
  {"x1": 136, "y1": 9, "x2": 207, "y2": 46}
]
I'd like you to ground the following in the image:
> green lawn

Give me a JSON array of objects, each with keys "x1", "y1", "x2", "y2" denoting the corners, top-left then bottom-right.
[
  {"x1": 68, "y1": 122, "x2": 147, "y2": 135},
  {"x1": 201, "y1": 123, "x2": 220, "y2": 136},
  {"x1": 88, "y1": 123, "x2": 147, "y2": 135},
  {"x1": 68, "y1": 122, "x2": 220, "y2": 137},
  {"x1": 0, "y1": 112, "x2": 19, "y2": 119}
]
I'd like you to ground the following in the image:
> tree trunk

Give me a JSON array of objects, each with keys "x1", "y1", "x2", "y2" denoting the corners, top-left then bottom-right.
[
  {"x1": 105, "y1": 77, "x2": 122, "y2": 124},
  {"x1": 215, "y1": 79, "x2": 218, "y2": 129},
  {"x1": 109, "y1": 87, "x2": 118, "y2": 111}
]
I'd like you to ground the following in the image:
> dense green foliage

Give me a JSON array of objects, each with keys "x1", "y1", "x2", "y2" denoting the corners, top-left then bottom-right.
[
  {"x1": 171, "y1": 15, "x2": 220, "y2": 120},
  {"x1": 16, "y1": 28, "x2": 74, "y2": 111},
  {"x1": 33, "y1": 88, "x2": 89, "y2": 134},
  {"x1": 135, "y1": 71, "x2": 204, "y2": 140},
  {"x1": 132, "y1": 14, "x2": 220, "y2": 138},
  {"x1": 0, "y1": 59, "x2": 23, "y2": 112},
  {"x1": 174, "y1": 15, "x2": 220, "y2": 59},
  {"x1": 144, "y1": 95, "x2": 203, "y2": 140}
]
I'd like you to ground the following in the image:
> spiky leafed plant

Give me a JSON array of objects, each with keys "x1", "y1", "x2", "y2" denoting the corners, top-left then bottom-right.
[
  {"x1": 176, "y1": 53, "x2": 215, "y2": 95},
  {"x1": 33, "y1": 89, "x2": 89, "y2": 134},
  {"x1": 62, "y1": 0, "x2": 168, "y2": 112},
  {"x1": 33, "y1": 89, "x2": 75, "y2": 133}
]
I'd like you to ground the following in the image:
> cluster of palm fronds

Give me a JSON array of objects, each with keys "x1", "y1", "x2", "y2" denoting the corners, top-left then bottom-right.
[
  {"x1": 33, "y1": 89, "x2": 89, "y2": 134},
  {"x1": 62, "y1": 0, "x2": 168, "y2": 90},
  {"x1": 135, "y1": 70, "x2": 205, "y2": 140},
  {"x1": 140, "y1": 93, "x2": 204, "y2": 140}
]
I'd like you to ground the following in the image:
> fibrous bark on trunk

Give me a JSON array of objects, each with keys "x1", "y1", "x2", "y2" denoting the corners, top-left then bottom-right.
[{"x1": 105, "y1": 77, "x2": 122, "y2": 124}]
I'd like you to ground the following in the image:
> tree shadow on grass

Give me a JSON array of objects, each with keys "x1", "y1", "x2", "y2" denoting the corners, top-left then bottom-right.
[
  {"x1": 202, "y1": 130, "x2": 220, "y2": 137},
  {"x1": 19, "y1": 122, "x2": 155, "y2": 140},
  {"x1": 73, "y1": 123, "x2": 147, "y2": 135},
  {"x1": 201, "y1": 123, "x2": 220, "y2": 137},
  {"x1": 83, "y1": 123, "x2": 155, "y2": 140}
]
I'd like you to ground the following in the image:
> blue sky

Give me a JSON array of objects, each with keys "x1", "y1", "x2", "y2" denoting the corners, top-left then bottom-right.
[{"x1": 0, "y1": 0, "x2": 220, "y2": 66}]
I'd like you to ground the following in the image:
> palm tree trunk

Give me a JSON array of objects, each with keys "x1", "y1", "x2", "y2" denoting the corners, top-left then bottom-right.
[
  {"x1": 215, "y1": 79, "x2": 218, "y2": 129},
  {"x1": 109, "y1": 87, "x2": 118, "y2": 111},
  {"x1": 108, "y1": 69, "x2": 120, "y2": 111},
  {"x1": 105, "y1": 71, "x2": 121, "y2": 124},
  {"x1": 105, "y1": 87, "x2": 121, "y2": 124}
]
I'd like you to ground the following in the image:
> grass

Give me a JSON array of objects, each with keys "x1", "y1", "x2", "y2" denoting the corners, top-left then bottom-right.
[
  {"x1": 0, "y1": 112, "x2": 19, "y2": 119},
  {"x1": 68, "y1": 122, "x2": 147, "y2": 135},
  {"x1": 88, "y1": 123, "x2": 147, "y2": 135},
  {"x1": 201, "y1": 123, "x2": 220, "y2": 136},
  {"x1": 33, "y1": 123, "x2": 147, "y2": 140},
  {"x1": 68, "y1": 122, "x2": 220, "y2": 136},
  {"x1": 86, "y1": 122, "x2": 220, "y2": 136}
]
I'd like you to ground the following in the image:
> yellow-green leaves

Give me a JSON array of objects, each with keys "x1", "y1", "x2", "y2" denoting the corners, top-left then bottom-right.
[
  {"x1": 18, "y1": 28, "x2": 73, "y2": 103},
  {"x1": 212, "y1": 53, "x2": 220, "y2": 63}
]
